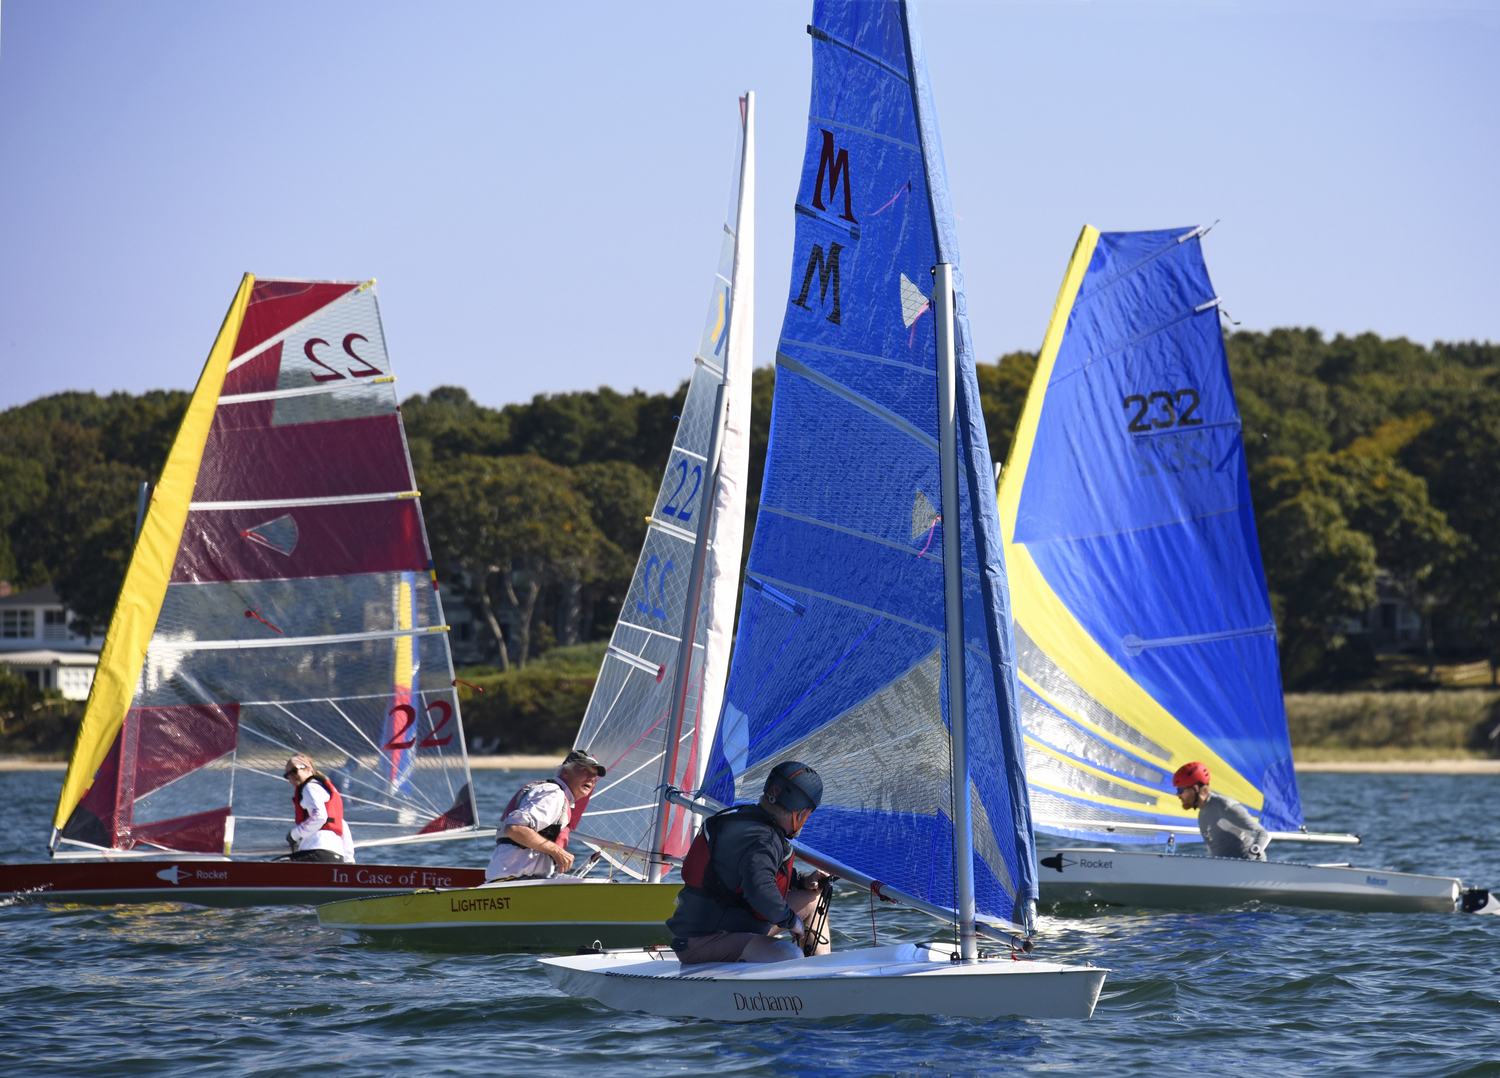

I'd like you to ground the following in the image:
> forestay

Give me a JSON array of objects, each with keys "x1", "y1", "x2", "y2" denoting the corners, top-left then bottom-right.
[
  {"x1": 51, "y1": 277, "x2": 478, "y2": 858},
  {"x1": 998, "y1": 228, "x2": 1305, "y2": 843},
  {"x1": 699, "y1": 1, "x2": 1037, "y2": 934},
  {"x1": 570, "y1": 96, "x2": 755, "y2": 878}
]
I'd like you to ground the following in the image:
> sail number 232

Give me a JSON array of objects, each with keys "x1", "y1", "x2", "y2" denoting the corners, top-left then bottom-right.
[{"x1": 1124, "y1": 389, "x2": 1202, "y2": 432}]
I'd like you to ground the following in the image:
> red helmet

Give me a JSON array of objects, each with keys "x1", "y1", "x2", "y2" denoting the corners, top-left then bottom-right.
[{"x1": 1172, "y1": 762, "x2": 1210, "y2": 789}]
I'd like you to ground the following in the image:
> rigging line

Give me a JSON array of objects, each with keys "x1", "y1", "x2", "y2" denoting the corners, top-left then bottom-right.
[
  {"x1": 745, "y1": 616, "x2": 884, "y2": 756},
  {"x1": 224, "y1": 283, "x2": 369, "y2": 372},
  {"x1": 577, "y1": 655, "x2": 640, "y2": 745},
  {"x1": 739, "y1": 614, "x2": 807, "y2": 725},
  {"x1": 589, "y1": 735, "x2": 670, "y2": 801},
  {"x1": 230, "y1": 759, "x2": 426, "y2": 817},
  {"x1": 268, "y1": 703, "x2": 445, "y2": 819},
  {"x1": 580, "y1": 803, "x2": 659, "y2": 817},
  {"x1": 1048, "y1": 301, "x2": 1211, "y2": 389},
  {"x1": 807, "y1": 114, "x2": 919, "y2": 153},
  {"x1": 750, "y1": 572, "x2": 942, "y2": 640},
  {"x1": 323, "y1": 696, "x2": 401, "y2": 769},
  {"x1": 759, "y1": 505, "x2": 949, "y2": 569},
  {"x1": 778, "y1": 352, "x2": 963, "y2": 471},
  {"x1": 1076, "y1": 230, "x2": 1199, "y2": 310},
  {"x1": 779, "y1": 337, "x2": 933, "y2": 377},
  {"x1": 806, "y1": 23, "x2": 910, "y2": 83}
]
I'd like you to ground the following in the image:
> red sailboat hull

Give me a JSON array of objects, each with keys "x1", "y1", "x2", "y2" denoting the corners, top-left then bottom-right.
[{"x1": 0, "y1": 859, "x2": 486, "y2": 908}]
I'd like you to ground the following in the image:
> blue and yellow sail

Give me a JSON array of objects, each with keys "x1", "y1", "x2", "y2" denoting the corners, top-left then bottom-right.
[{"x1": 999, "y1": 226, "x2": 1304, "y2": 843}]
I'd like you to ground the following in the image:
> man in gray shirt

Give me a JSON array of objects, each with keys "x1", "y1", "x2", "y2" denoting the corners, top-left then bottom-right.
[{"x1": 1172, "y1": 762, "x2": 1269, "y2": 860}]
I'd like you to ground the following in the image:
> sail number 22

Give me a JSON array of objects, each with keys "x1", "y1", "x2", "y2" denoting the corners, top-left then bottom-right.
[
  {"x1": 1123, "y1": 389, "x2": 1202, "y2": 432},
  {"x1": 383, "y1": 700, "x2": 454, "y2": 749}
]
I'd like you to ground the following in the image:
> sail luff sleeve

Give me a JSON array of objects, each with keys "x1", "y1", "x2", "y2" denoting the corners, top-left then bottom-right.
[
  {"x1": 53, "y1": 274, "x2": 255, "y2": 835},
  {"x1": 697, "y1": 91, "x2": 755, "y2": 790}
]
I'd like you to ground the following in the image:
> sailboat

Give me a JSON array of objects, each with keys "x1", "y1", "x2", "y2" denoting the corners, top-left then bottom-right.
[
  {"x1": 0, "y1": 277, "x2": 491, "y2": 907},
  {"x1": 999, "y1": 226, "x2": 1484, "y2": 914},
  {"x1": 314, "y1": 92, "x2": 758, "y2": 947},
  {"x1": 540, "y1": 1, "x2": 1107, "y2": 1021}
]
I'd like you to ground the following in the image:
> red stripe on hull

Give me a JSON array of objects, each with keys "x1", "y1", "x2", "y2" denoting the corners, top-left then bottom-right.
[
  {"x1": 174, "y1": 501, "x2": 427, "y2": 583},
  {"x1": 1, "y1": 860, "x2": 485, "y2": 908},
  {"x1": 235, "y1": 282, "x2": 359, "y2": 359},
  {"x1": 194, "y1": 415, "x2": 411, "y2": 502}
]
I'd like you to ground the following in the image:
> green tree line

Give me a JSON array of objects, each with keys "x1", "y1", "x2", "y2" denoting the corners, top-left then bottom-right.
[{"x1": 3, "y1": 328, "x2": 1497, "y2": 690}]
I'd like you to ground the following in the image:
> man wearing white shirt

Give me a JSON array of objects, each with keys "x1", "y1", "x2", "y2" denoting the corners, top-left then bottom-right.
[
  {"x1": 285, "y1": 754, "x2": 357, "y2": 864},
  {"x1": 484, "y1": 749, "x2": 605, "y2": 881}
]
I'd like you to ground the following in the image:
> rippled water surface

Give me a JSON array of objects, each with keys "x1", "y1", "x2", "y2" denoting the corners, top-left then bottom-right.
[{"x1": 3, "y1": 769, "x2": 1498, "y2": 1077}]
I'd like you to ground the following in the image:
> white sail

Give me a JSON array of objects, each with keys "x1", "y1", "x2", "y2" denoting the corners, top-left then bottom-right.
[
  {"x1": 569, "y1": 95, "x2": 754, "y2": 878},
  {"x1": 696, "y1": 92, "x2": 755, "y2": 791}
]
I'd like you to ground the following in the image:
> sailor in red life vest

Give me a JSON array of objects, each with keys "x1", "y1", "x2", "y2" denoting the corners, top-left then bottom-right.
[
  {"x1": 285, "y1": 754, "x2": 356, "y2": 864},
  {"x1": 484, "y1": 749, "x2": 606, "y2": 881},
  {"x1": 666, "y1": 760, "x2": 833, "y2": 964}
]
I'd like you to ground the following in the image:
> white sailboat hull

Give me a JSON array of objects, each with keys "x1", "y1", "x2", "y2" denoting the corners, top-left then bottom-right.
[
  {"x1": 541, "y1": 943, "x2": 1107, "y2": 1021},
  {"x1": 1037, "y1": 847, "x2": 1462, "y2": 913}
]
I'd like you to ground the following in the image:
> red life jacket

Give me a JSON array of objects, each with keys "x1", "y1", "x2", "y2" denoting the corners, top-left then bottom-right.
[
  {"x1": 496, "y1": 778, "x2": 588, "y2": 848},
  {"x1": 680, "y1": 804, "x2": 793, "y2": 921},
  {"x1": 293, "y1": 775, "x2": 344, "y2": 836}
]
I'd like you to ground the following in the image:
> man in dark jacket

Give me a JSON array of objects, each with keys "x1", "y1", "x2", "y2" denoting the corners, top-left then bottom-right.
[{"x1": 666, "y1": 760, "x2": 832, "y2": 964}]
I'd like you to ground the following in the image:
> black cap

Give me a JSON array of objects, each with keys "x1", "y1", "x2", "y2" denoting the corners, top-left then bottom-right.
[
  {"x1": 763, "y1": 760, "x2": 822, "y2": 813},
  {"x1": 564, "y1": 749, "x2": 606, "y2": 777}
]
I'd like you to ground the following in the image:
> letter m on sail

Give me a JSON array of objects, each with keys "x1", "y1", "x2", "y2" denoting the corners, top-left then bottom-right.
[
  {"x1": 793, "y1": 243, "x2": 843, "y2": 325},
  {"x1": 811, "y1": 130, "x2": 857, "y2": 223}
]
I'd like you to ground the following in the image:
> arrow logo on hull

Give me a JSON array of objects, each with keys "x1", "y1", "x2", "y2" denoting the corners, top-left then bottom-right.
[
  {"x1": 156, "y1": 865, "x2": 186, "y2": 885},
  {"x1": 1040, "y1": 854, "x2": 1077, "y2": 874}
]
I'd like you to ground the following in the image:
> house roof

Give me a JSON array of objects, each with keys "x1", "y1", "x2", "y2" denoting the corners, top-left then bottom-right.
[
  {"x1": 0, "y1": 649, "x2": 98, "y2": 665},
  {"x1": 0, "y1": 584, "x2": 63, "y2": 609}
]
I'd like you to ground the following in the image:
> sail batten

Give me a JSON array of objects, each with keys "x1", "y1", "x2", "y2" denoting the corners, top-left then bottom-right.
[
  {"x1": 1001, "y1": 227, "x2": 1304, "y2": 843},
  {"x1": 52, "y1": 277, "x2": 477, "y2": 857}
]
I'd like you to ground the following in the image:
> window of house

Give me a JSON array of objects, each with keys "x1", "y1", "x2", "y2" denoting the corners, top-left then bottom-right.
[
  {"x1": 43, "y1": 609, "x2": 69, "y2": 641},
  {"x1": 2, "y1": 610, "x2": 36, "y2": 639}
]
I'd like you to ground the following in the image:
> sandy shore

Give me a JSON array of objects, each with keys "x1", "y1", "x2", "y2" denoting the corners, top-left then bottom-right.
[
  {"x1": 1295, "y1": 759, "x2": 1500, "y2": 774},
  {"x1": 468, "y1": 755, "x2": 565, "y2": 770}
]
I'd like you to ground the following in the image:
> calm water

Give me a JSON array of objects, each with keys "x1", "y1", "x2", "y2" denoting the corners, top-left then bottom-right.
[{"x1": 2, "y1": 769, "x2": 1498, "y2": 1077}]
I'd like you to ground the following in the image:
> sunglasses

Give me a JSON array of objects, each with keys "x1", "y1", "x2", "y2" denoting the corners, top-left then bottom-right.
[{"x1": 284, "y1": 767, "x2": 307, "y2": 779}]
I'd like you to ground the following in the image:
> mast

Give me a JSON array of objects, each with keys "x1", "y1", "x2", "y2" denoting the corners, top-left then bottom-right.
[
  {"x1": 934, "y1": 262, "x2": 977, "y2": 961},
  {"x1": 646, "y1": 92, "x2": 753, "y2": 883}
]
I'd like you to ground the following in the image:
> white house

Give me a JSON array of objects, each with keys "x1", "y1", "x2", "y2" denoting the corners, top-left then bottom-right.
[{"x1": 0, "y1": 583, "x2": 99, "y2": 700}]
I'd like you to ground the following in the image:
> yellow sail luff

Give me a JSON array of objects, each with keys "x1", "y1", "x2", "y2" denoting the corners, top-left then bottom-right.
[
  {"x1": 52, "y1": 274, "x2": 255, "y2": 836},
  {"x1": 998, "y1": 230, "x2": 1262, "y2": 812}
]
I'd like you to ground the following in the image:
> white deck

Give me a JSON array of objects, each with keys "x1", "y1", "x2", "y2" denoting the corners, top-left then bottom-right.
[{"x1": 541, "y1": 942, "x2": 1107, "y2": 1020}]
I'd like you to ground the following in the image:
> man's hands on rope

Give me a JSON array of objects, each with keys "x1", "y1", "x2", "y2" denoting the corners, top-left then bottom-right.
[{"x1": 788, "y1": 870, "x2": 837, "y2": 951}]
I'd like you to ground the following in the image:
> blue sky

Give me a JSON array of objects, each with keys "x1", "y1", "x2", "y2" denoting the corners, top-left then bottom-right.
[{"x1": 1, "y1": 1, "x2": 1496, "y2": 411}]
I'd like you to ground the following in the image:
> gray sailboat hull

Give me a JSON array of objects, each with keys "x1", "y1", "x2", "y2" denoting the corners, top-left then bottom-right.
[{"x1": 1037, "y1": 847, "x2": 1461, "y2": 913}]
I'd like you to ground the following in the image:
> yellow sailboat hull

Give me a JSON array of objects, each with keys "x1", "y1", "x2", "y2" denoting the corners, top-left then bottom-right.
[{"x1": 315, "y1": 877, "x2": 680, "y2": 951}]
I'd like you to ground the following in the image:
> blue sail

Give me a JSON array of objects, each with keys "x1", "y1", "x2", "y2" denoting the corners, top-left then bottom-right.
[
  {"x1": 700, "y1": 0, "x2": 1036, "y2": 931},
  {"x1": 998, "y1": 227, "x2": 1305, "y2": 843}
]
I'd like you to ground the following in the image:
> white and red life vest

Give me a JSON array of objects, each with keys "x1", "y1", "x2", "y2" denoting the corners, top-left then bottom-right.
[{"x1": 293, "y1": 775, "x2": 345, "y2": 836}]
